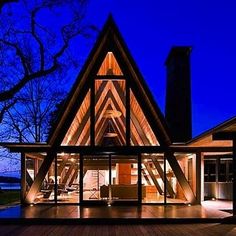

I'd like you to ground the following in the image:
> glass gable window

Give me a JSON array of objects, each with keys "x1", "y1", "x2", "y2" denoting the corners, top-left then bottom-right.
[
  {"x1": 62, "y1": 90, "x2": 90, "y2": 146},
  {"x1": 61, "y1": 52, "x2": 161, "y2": 148},
  {"x1": 130, "y1": 90, "x2": 159, "y2": 146},
  {"x1": 97, "y1": 52, "x2": 123, "y2": 76},
  {"x1": 95, "y1": 52, "x2": 126, "y2": 146}
]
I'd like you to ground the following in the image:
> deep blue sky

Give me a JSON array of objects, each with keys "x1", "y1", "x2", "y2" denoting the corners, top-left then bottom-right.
[
  {"x1": 84, "y1": 0, "x2": 236, "y2": 137},
  {"x1": 1, "y1": 0, "x2": 236, "y2": 177}
]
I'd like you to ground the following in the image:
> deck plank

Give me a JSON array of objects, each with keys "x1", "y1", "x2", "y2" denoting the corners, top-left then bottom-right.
[
  {"x1": 0, "y1": 201, "x2": 232, "y2": 220},
  {"x1": 1, "y1": 224, "x2": 236, "y2": 236}
]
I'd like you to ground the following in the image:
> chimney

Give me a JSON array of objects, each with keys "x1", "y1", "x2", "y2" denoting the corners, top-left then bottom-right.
[{"x1": 165, "y1": 46, "x2": 192, "y2": 143}]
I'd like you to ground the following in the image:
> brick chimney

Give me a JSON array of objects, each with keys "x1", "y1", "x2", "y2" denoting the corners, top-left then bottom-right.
[{"x1": 165, "y1": 46, "x2": 192, "y2": 143}]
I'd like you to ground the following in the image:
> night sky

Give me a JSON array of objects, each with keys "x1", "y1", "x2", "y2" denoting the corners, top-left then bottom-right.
[
  {"x1": 85, "y1": 0, "x2": 236, "y2": 137},
  {"x1": 0, "y1": 0, "x2": 236, "y2": 177}
]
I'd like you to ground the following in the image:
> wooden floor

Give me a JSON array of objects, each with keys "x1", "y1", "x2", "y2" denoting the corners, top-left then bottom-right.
[
  {"x1": 0, "y1": 201, "x2": 232, "y2": 222},
  {"x1": 1, "y1": 223, "x2": 236, "y2": 236},
  {"x1": 0, "y1": 201, "x2": 235, "y2": 236}
]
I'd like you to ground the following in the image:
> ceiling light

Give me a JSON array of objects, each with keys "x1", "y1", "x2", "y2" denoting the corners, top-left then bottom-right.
[{"x1": 103, "y1": 109, "x2": 121, "y2": 118}]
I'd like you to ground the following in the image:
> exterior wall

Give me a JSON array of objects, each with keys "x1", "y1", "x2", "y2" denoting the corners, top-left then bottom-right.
[{"x1": 204, "y1": 182, "x2": 232, "y2": 200}]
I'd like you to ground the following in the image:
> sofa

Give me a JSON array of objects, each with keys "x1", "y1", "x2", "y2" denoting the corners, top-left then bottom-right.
[{"x1": 100, "y1": 184, "x2": 146, "y2": 199}]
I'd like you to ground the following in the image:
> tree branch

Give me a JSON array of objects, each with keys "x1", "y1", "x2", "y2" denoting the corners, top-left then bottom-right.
[
  {"x1": 0, "y1": 39, "x2": 29, "y2": 75},
  {"x1": 0, "y1": 0, "x2": 18, "y2": 13},
  {"x1": 31, "y1": 7, "x2": 45, "y2": 71},
  {"x1": 0, "y1": 100, "x2": 16, "y2": 123},
  {"x1": 0, "y1": 63, "x2": 57, "y2": 102}
]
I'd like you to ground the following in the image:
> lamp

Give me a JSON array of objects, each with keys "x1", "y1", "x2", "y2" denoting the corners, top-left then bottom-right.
[
  {"x1": 103, "y1": 109, "x2": 121, "y2": 118},
  {"x1": 104, "y1": 120, "x2": 117, "y2": 138}
]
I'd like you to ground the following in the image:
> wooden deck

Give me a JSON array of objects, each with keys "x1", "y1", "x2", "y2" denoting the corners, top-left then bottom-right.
[
  {"x1": 0, "y1": 201, "x2": 235, "y2": 236},
  {"x1": 1, "y1": 223, "x2": 236, "y2": 236},
  {"x1": 0, "y1": 201, "x2": 233, "y2": 224}
]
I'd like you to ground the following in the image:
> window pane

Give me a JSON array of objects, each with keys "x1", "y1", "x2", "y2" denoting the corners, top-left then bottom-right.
[
  {"x1": 95, "y1": 80, "x2": 126, "y2": 146},
  {"x1": 219, "y1": 160, "x2": 226, "y2": 182},
  {"x1": 32, "y1": 154, "x2": 55, "y2": 204},
  {"x1": 130, "y1": 90, "x2": 159, "y2": 146},
  {"x1": 97, "y1": 52, "x2": 123, "y2": 76},
  {"x1": 56, "y1": 153, "x2": 80, "y2": 203},
  {"x1": 204, "y1": 160, "x2": 216, "y2": 182},
  {"x1": 83, "y1": 155, "x2": 109, "y2": 201},
  {"x1": 141, "y1": 154, "x2": 164, "y2": 203},
  {"x1": 111, "y1": 155, "x2": 138, "y2": 201},
  {"x1": 62, "y1": 90, "x2": 90, "y2": 146}
]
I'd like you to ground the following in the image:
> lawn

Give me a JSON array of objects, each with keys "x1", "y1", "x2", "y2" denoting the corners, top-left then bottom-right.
[{"x1": 0, "y1": 190, "x2": 20, "y2": 205}]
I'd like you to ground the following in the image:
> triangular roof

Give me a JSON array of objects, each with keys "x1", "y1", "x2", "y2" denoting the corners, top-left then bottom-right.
[{"x1": 48, "y1": 15, "x2": 171, "y2": 147}]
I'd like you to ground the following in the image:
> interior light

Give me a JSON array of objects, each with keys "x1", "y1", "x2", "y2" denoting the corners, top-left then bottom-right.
[{"x1": 103, "y1": 109, "x2": 121, "y2": 118}]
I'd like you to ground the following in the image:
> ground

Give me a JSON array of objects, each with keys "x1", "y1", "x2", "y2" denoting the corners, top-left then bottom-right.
[{"x1": 0, "y1": 190, "x2": 19, "y2": 206}]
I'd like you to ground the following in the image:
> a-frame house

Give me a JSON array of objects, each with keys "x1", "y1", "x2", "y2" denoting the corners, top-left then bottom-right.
[{"x1": 2, "y1": 16, "x2": 199, "y2": 206}]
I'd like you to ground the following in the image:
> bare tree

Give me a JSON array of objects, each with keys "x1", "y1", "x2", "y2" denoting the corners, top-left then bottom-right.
[
  {"x1": 0, "y1": 0, "x2": 93, "y2": 123},
  {"x1": 0, "y1": 0, "x2": 97, "y2": 177},
  {"x1": 1, "y1": 77, "x2": 66, "y2": 142}
]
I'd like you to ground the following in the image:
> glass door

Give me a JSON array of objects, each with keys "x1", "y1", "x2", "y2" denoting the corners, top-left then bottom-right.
[
  {"x1": 81, "y1": 154, "x2": 141, "y2": 205},
  {"x1": 110, "y1": 155, "x2": 139, "y2": 203},
  {"x1": 82, "y1": 155, "x2": 109, "y2": 202}
]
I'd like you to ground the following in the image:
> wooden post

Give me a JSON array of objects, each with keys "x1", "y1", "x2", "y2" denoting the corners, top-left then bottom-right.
[
  {"x1": 90, "y1": 79, "x2": 95, "y2": 146},
  {"x1": 164, "y1": 153, "x2": 167, "y2": 204},
  {"x1": 233, "y1": 139, "x2": 236, "y2": 215},
  {"x1": 54, "y1": 153, "x2": 57, "y2": 204},
  {"x1": 196, "y1": 152, "x2": 203, "y2": 204},
  {"x1": 138, "y1": 154, "x2": 142, "y2": 204},
  {"x1": 79, "y1": 154, "x2": 83, "y2": 204},
  {"x1": 126, "y1": 79, "x2": 130, "y2": 146},
  {"x1": 109, "y1": 154, "x2": 112, "y2": 185},
  {"x1": 21, "y1": 152, "x2": 26, "y2": 204}
]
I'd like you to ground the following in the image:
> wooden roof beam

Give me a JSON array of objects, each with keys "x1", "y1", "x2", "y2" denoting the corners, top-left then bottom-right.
[
  {"x1": 143, "y1": 162, "x2": 163, "y2": 194},
  {"x1": 165, "y1": 152, "x2": 196, "y2": 204},
  {"x1": 68, "y1": 167, "x2": 78, "y2": 187},
  {"x1": 151, "y1": 157, "x2": 175, "y2": 198},
  {"x1": 95, "y1": 75, "x2": 125, "y2": 80},
  {"x1": 112, "y1": 81, "x2": 157, "y2": 145}
]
